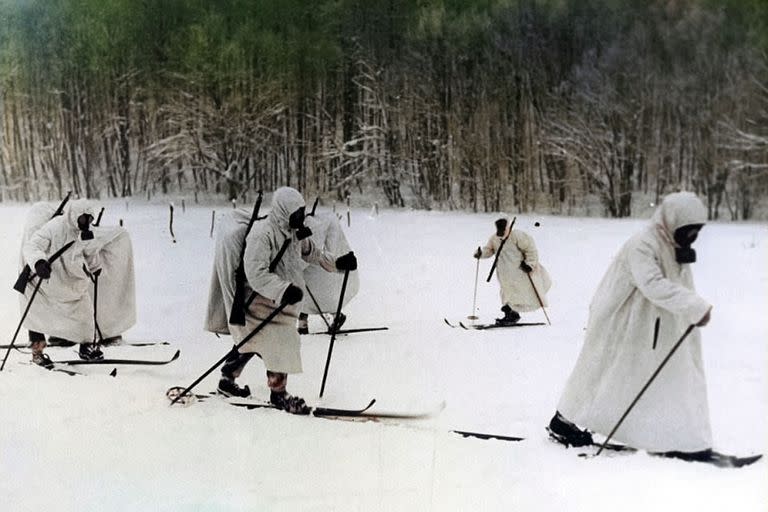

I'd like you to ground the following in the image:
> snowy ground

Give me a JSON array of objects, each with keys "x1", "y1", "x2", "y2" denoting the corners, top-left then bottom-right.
[{"x1": 0, "y1": 198, "x2": 766, "y2": 512}]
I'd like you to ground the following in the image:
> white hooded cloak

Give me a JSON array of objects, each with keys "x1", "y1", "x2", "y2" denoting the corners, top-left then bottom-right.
[
  {"x1": 478, "y1": 224, "x2": 551, "y2": 312},
  {"x1": 20, "y1": 200, "x2": 136, "y2": 342},
  {"x1": 557, "y1": 192, "x2": 713, "y2": 452},
  {"x1": 206, "y1": 188, "x2": 338, "y2": 373},
  {"x1": 302, "y1": 212, "x2": 359, "y2": 314}
]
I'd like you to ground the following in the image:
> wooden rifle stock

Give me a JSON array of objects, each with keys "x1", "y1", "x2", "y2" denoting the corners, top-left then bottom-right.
[{"x1": 229, "y1": 191, "x2": 263, "y2": 325}]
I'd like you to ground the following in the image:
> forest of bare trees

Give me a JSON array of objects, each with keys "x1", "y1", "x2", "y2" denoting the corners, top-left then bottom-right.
[{"x1": 1, "y1": 0, "x2": 767, "y2": 219}]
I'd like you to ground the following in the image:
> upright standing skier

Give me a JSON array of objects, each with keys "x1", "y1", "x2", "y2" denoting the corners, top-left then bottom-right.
[
  {"x1": 550, "y1": 192, "x2": 715, "y2": 459},
  {"x1": 474, "y1": 218, "x2": 551, "y2": 325},
  {"x1": 206, "y1": 187, "x2": 357, "y2": 414},
  {"x1": 20, "y1": 199, "x2": 136, "y2": 365}
]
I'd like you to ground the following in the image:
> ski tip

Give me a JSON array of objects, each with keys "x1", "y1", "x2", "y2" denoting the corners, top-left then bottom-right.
[
  {"x1": 170, "y1": 349, "x2": 181, "y2": 361},
  {"x1": 459, "y1": 322, "x2": 469, "y2": 330}
]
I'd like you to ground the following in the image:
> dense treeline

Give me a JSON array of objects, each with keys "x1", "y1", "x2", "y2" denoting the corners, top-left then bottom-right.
[{"x1": 1, "y1": 0, "x2": 767, "y2": 218}]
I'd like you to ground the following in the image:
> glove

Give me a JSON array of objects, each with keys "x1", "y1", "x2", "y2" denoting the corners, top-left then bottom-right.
[
  {"x1": 520, "y1": 261, "x2": 533, "y2": 273},
  {"x1": 34, "y1": 259, "x2": 52, "y2": 279},
  {"x1": 473, "y1": 247, "x2": 482, "y2": 259},
  {"x1": 281, "y1": 284, "x2": 304, "y2": 305},
  {"x1": 335, "y1": 252, "x2": 358, "y2": 271}
]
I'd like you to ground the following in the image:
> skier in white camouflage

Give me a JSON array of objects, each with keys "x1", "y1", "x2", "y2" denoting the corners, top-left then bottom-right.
[
  {"x1": 297, "y1": 210, "x2": 359, "y2": 334},
  {"x1": 550, "y1": 191, "x2": 715, "y2": 461},
  {"x1": 473, "y1": 217, "x2": 551, "y2": 325},
  {"x1": 207, "y1": 187, "x2": 357, "y2": 414},
  {"x1": 20, "y1": 199, "x2": 136, "y2": 366}
]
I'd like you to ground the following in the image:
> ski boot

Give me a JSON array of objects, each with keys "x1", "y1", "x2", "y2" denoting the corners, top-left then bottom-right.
[
  {"x1": 78, "y1": 343, "x2": 104, "y2": 361},
  {"x1": 547, "y1": 411, "x2": 594, "y2": 447},
  {"x1": 495, "y1": 305, "x2": 520, "y2": 326},
  {"x1": 328, "y1": 312, "x2": 347, "y2": 333},
  {"x1": 297, "y1": 313, "x2": 309, "y2": 335},
  {"x1": 270, "y1": 390, "x2": 311, "y2": 415},
  {"x1": 31, "y1": 341, "x2": 55, "y2": 370},
  {"x1": 31, "y1": 352, "x2": 55, "y2": 369},
  {"x1": 217, "y1": 376, "x2": 252, "y2": 398}
]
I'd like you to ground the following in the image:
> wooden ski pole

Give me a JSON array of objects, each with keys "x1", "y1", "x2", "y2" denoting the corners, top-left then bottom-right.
[
  {"x1": 526, "y1": 273, "x2": 551, "y2": 325},
  {"x1": 468, "y1": 257, "x2": 480, "y2": 320}
]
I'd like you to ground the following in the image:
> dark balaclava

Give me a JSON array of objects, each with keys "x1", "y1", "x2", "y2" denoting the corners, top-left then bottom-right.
[
  {"x1": 673, "y1": 223, "x2": 703, "y2": 264},
  {"x1": 495, "y1": 218, "x2": 507, "y2": 237},
  {"x1": 288, "y1": 206, "x2": 312, "y2": 240}
]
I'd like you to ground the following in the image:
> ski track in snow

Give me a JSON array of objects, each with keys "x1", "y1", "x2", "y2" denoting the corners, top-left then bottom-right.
[{"x1": 0, "y1": 200, "x2": 766, "y2": 511}]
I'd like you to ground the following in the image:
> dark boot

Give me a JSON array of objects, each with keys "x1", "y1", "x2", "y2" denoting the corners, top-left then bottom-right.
[
  {"x1": 78, "y1": 343, "x2": 104, "y2": 361},
  {"x1": 496, "y1": 305, "x2": 520, "y2": 326},
  {"x1": 270, "y1": 390, "x2": 310, "y2": 415},
  {"x1": 548, "y1": 411, "x2": 594, "y2": 447},
  {"x1": 217, "y1": 376, "x2": 252, "y2": 398},
  {"x1": 218, "y1": 347, "x2": 254, "y2": 398},
  {"x1": 30, "y1": 340, "x2": 54, "y2": 369}
]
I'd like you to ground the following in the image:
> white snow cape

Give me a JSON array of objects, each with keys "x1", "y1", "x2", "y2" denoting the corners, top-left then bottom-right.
[
  {"x1": 302, "y1": 212, "x2": 359, "y2": 314},
  {"x1": 19, "y1": 200, "x2": 136, "y2": 342},
  {"x1": 557, "y1": 192, "x2": 712, "y2": 453}
]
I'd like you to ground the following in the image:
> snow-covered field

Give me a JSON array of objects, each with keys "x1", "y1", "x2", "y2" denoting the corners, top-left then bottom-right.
[{"x1": 1, "y1": 198, "x2": 766, "y2": 512}]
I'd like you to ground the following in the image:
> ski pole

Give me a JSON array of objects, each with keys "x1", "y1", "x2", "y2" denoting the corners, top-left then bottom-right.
[
  {"x1": 526, "y1": 273, "x2": 551, "y2": 325},
  {"x1": 596, "y1": 324, "x2": 696, "y2": 456},
  {"x1": 1, "y1": 280, "x2": 44, "y2": 371},
  {"x1": 90, "y1": 267, "x2": 104, "y2": 345},
  {"x1": 305, "y1": 285, "x2": 332, "y2": 331},
  {"x1": 468, "y1": 257, "x2": 480, "y2": 320},
  {"x1": 170, "y1": 302, "x2": 287, "y2": 406},
  {"x1": 2, "y1": 240, "x2": 76, "y2": 371},
  {"x1": 486, "y1": 217, "x2": 516, "y2": 282},
  {"x1": 319, "y1": 267, "x2": 351, "y2": 398}
]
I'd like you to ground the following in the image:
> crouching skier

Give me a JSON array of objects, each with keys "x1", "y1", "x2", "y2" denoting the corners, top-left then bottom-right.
[
  {"x1": 19, "y1": 200, "x2": 135, "y2": 368},
  {"x1": 206, "y1": 187, "x2": 357, "y2": 414},
  {"x1": 297, "y1": 210, "x2": 359, "y2": 334}
]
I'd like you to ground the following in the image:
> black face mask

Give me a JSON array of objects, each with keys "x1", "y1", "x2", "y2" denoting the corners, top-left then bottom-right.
[
  {"x1": 288, "y1": 207, "x2": 312, "y2": 240},
  {"x1": 673, "y1": 224, "x2": 703, "y2": 264},
  {"x1": 288, "y1": 207, "x2": 305, "y2": 230},
  {"x1": 495, "y1": 219, "x2": 507, "y2": 237},
  {"x1": 78, "y1": 214, "x2": 94, "y2": 240}
]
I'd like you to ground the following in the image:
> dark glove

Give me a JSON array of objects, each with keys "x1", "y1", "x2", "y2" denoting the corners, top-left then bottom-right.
[
  {"x1": 335, "y1": 251, "x2": 358, "y2": 271},
  {"x1": 520, "y1": 261, "x2": 533, "y2": 273},
  {"x1": 34, "y1": 259, "x2": 52, "y2": 279},
  {"x1": 473, "y1": 247, "x2": 482, "y2": 259},
  {"x1": 281, "y1": 284, "x2": 304, "y2": 305}
]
